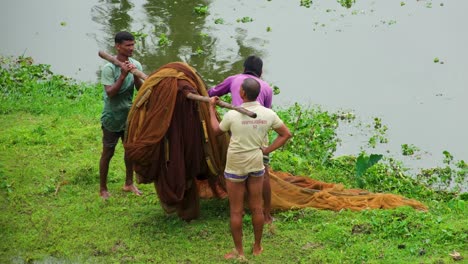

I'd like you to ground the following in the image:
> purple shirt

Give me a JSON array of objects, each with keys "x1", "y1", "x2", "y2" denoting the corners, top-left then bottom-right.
[{"x1": 208, "y1": 73, "x2": 273, "y2": 108}]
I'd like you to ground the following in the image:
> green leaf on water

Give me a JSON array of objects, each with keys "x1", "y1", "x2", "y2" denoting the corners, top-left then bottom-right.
[
  {"x1": 237, "y1": 17, "x2": 254, "y2": 23},
  {"x1": 194, "y1": 5, "x2": 208, "y2": 15},
  {"x1": 272, "y1": 85, "x2": 281, "y2": 95},
  {"x1": 338, "y1": 0, "x2": 356, "y2": 9},
  {"x1": 300, "y1": 0, "x2": 312, "y2": 8},
  {"x1": 158, "y1": 33, "x2": 170, "y2": 47}
]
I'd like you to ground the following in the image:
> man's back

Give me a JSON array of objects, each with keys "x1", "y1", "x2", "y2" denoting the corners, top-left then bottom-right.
[
  {"x1": 219, "y1": 101, "x2": 283, "y2": 175},
  {"x1": 208, "y1": 73, "x2": 273, "y2": 108}
]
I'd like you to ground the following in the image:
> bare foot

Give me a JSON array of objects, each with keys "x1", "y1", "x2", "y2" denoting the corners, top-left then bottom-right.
[
  {"x1": 264, "y1": 214, "x2": 274, "y2": 224},
  {"x1": 224, "y1": 250, "x2": 244, "y2": 260},
  {"x1": 100, "y1": 190, "x2": 110, "y2": 199},
  {"x1": 122, "y1": 184, "x2": 142, "y2": 196},
  {"x1": 252, "y1": 245, "x2": 263, "y2": 256}
]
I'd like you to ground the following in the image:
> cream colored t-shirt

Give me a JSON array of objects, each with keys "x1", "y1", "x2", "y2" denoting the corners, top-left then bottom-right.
[{"x1": 219, "y1": 101, "x2": 284, "y2": 175}]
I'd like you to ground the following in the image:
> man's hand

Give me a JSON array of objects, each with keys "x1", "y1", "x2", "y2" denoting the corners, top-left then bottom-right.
[
  {"x1": 120, "y1": 60, "x2": 135, "y2": 76},
  {"x1": 208, "y1": 96, "x2": 224, "y2": 136},
  {"x1": 209, "y1": 96, "x2": 220, "y2": 107}
]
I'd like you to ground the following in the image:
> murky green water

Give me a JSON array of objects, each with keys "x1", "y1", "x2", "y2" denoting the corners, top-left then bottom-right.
[{"x1": 1, "y1": 0, "x2": 467, "y2": 169}]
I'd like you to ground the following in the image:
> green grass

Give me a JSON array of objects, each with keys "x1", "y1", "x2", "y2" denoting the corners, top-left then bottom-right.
[{"x1": 0, "y1": 56, "x2": 466, "y2": 263}]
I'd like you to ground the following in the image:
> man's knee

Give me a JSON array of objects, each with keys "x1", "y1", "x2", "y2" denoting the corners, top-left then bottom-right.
[
  {"x1": 230, "y1": 210, "x2": 244, "y2": 219},
  {"x1": 250, "y1": 207, "x2": 263, "y2": 215},
  {"x1": 101, "y1": 147, "x2": 116, "y2": 159}
]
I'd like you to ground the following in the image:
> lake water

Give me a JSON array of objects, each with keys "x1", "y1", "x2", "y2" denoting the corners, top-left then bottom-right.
[{"x1": 1, "y1": 0, "x2": 467, "y2": 171}]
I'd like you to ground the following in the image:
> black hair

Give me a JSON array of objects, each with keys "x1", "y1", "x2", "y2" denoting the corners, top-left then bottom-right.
[
  {"x1": 114, "y1": 31, "x2": 135, "y2": 44},
  {"x1": 243, "y1": 55, "x2": 263, "y2": 77},
  {"x1": 241, "y1": 78, "x2": 261, "y2": 101}
]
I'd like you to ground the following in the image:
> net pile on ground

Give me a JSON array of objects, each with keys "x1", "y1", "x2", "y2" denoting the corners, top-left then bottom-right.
[
  {"x1": 268, "y1": 170, "x2": 426, "y2": 211},
  {"x1": 124, "y1": 62, "x2": 427, "y2": 221},
  {"x1": 197, "y1": 170, "x2": 427, "y2": 211}
]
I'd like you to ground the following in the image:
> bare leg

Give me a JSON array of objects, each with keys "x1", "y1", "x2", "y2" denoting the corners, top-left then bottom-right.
[
  {"x1": 262, "y1": 166, "x2": 273, "y2": 224},
  {"x1": 247, "y1": 175, "x2": 265, "y2": 256},
  {"x1": 99, "y1": 146, "x2": 115, "y2": 199},
  {"x1": 224, "y1": 180, "x2": 246, "y2": 259},
  {"x1": 122, "y1": 154, "x2": 142, "y2": 196}
]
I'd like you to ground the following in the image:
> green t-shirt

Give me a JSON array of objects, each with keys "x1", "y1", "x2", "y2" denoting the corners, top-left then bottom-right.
[{"x1": 100, "y1": 58, "x2": 143, "y2": 132}]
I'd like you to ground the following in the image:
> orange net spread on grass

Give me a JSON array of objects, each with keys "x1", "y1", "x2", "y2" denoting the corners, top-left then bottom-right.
[{"x1": 124, "y1": 62, "x2": 427, "y2": 220}]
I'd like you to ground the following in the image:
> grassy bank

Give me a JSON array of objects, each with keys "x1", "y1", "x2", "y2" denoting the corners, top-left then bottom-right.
[{"x1": 0, "y1": 56, "x2": 466, "y2": 263}]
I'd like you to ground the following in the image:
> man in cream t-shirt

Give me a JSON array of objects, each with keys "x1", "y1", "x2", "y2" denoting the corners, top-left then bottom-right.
[{"x1": 208, "y1": 78, "x2": 291, "y2": 260}]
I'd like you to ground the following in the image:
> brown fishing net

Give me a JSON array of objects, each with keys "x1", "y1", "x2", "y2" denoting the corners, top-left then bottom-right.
[
  {"x1": 197, "y1": 170, "x2": 427, "y2": 211},
  {"x1": 125, "y1": 62, "x2": 427, "y2": 221},
  {"x1": 124, "y1": 62, "x2": 229, "y2": 220}
]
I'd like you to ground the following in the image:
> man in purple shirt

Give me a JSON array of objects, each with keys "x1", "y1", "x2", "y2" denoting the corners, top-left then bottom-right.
[
  {"x1": 208, "y1": 55, "x2": 275, "y2": 224},
  {"x1": 208, "y1": 56, "x2": 273, "y2": 108}
]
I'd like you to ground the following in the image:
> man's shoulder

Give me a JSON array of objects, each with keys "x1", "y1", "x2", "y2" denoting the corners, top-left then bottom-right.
[
  {"x1": 242, "y1": 75, "x2": 271, "y2": 89},
  {"x1": 128, "y1": 57, "x2": 141, "y2": 64},
  {"x1": 229, "y1": 73, "x2": 247, "y2": 81},
  {"x1": 255, "y1": 105, "x2": 278, "y2": 116},
  {"x1": 258, "y1": 79, "x2": 272, "y2": 89},
  {"x1": 101, "y1": 63, "x2": 116, "y2": 79},
  {"x1": 225, "y1": 109, "x2": 239, "y2": 117},
  {"x1": 101, "y1": 62, "x2": 117, "y2": 85},
  {"x1": 129, "y1": 58, "x2": 142, "y2": 69},
  {"x1": 102, "y1": 62, "x2": 115, "y2": 70}
]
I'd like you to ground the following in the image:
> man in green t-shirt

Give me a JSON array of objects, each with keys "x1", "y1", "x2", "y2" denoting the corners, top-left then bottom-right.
[{"x1": 99, "y1": 31, "x2": 144, "y2": 199}]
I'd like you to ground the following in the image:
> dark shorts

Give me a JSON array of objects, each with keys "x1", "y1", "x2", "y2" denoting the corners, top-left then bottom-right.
[
  {"x1": 102, "y1": 126, "x2": 125, "y2": 148},
  {"x1": 224, "y1": 169, "x2": 265, "y2": 183}
]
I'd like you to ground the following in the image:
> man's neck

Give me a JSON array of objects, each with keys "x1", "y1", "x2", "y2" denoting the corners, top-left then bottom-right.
[
  {"x1": 243, "y1": 71, "x2": 260, "y2": 78},
  {"x1": 116, "y1": 54, "x2": 129, "y2": 62}
]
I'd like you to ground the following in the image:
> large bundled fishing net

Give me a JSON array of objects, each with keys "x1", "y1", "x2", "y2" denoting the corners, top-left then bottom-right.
[{"x1": 124, "y1": 62, "x2": 427, "y2": 220}]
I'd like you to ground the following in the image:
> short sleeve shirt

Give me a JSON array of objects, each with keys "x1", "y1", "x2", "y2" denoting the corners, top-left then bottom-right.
[
  {"x1": 219, "y1": 101, "x2": 283, "y2": 175},
  {"x1": 100, "y1": 58, "x2": 142, "y2": 132}
]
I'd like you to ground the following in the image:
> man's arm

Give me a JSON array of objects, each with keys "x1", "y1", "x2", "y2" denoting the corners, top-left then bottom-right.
[
  {"x1": 262, "y1": 124, "x2": 292, "y2": 155},
  {"x1": 133, "y1": 61, "x2": 144, "y2": 90},
  {"x1": 263, "y1": 85, "x2": 273, "y2": 109},
  {"x1": 208, "y1": 76, "x2": 234, "y2": 97},
  {"x1": 134, "y1": 75, "x2": 143, "y2": 90},
  {"x1": 208, "y1": 96, "x2": 225, "y2": 136}
]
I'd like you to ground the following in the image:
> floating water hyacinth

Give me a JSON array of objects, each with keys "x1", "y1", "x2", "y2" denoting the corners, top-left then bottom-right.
[
  {"x1": 338, "y1": 0, "x2": 356, "y2": 9},
  {"x1": 237, "y1": 17, "x2": 253, "y2": 23},
  {"x1": 194, "y1": 5, "x2": 208, "y2": 15},
  {"x1": 300, "y1": 0, "x2": 312, "y2": 8}
]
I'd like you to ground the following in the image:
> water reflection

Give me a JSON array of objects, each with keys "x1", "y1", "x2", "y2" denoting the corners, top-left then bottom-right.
[
  {"x1": 91, "y1": 0, "x2": 136, "y2": 78},
  {"x1": 91, "y1": 0, "x2": 264, "y2": 85}
]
